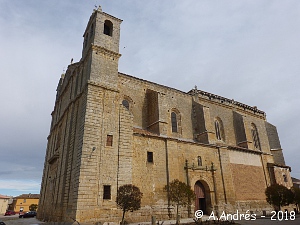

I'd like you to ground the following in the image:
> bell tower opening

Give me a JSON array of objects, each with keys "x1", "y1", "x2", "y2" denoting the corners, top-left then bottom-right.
[
  {"x1": 81, "y1": 7, "x2": 122, "y2": 58},
  {"x1": 79, "y1": 6, "x2": 122, "y2": 90},
  {"x1": 104, "y1": 20, "x2": 113, "y2": 36}
]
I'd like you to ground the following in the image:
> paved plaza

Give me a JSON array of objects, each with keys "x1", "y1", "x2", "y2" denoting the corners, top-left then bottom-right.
[{"x1": 0, "y1": 215, "x2": 299, "y2": 225}]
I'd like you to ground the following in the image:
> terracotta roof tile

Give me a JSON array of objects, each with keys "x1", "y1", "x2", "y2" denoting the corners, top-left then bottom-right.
[
  {"x1": 15, "y1": 194, "x2": 40, "y2": 199},
  {"x1": 0, "y1": 194, "x2": 10, "y2": 199},
  {"x1": 292, "y1": 177, "x2": 300, "y2": 183},
  {"x1": 133, "y1": 127, "x2": 159, "y2": 136}
]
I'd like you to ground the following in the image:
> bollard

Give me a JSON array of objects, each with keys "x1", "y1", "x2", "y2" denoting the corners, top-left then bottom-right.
[
  {"x1": 176, "y1": 215, "x2": 180, "y2": 225},
  {"x1": 151, "y1": 215, "x2": 156, "y2": 225}
]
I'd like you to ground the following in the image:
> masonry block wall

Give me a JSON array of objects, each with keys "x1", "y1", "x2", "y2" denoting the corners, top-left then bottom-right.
[{"x1": 38, "y1": 6, "x2": 293, "y2": 224}]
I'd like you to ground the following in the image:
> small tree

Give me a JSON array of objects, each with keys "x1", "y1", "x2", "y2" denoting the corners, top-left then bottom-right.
[
  {"x1": 265, "y1": 184, "x2": 294, "y2": 211},
  {"x1": 164, "y1": 179, "x2": 195, "y2": 224},
  {"x1": 116, "y1": 184, "x2": 143, "y2": 225},
  {"x1": 293, "y1": 187, "x2": 300, "y2": 212},
  {"x1": 29, "y1": 204, "x2": 38, "y2": 211}
]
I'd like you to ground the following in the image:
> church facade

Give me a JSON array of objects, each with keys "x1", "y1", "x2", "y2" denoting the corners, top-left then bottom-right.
[{"x1": 38, "y1": 7, "x2": 293, "y2": 223}]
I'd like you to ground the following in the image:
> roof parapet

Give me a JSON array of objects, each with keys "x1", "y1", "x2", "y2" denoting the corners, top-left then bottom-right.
[{"x1": 188, "y1": 88, "x2": 266, "y2": 118}]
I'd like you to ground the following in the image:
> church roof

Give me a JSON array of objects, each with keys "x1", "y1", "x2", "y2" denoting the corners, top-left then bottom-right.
[{"x1": 119, "y1": 72, "x2": 266, "y2": 119}]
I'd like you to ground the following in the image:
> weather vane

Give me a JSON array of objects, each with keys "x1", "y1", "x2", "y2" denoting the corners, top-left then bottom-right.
[{"x1": 94, "y1": 0, "x2": 101, "y2": 10}]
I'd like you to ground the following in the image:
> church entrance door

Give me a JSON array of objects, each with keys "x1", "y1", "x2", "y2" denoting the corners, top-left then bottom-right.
[{"x1": 194, "y1": 181, "x2": 206, "y2": 214}]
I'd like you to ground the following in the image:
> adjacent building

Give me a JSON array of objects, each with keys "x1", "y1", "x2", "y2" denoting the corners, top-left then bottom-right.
[
  {"x1": 12, "y1": 194, "x2": 39, "y2": 213},
  {"x1": 38, "y1": 6, "x2": 293, "y2": 224},
  {"x1": 292, "y1": 177, "x2": 300, "y2": 189},
  {"x1": 0, "y1": 195, "x2": 10, "y2": 214}
]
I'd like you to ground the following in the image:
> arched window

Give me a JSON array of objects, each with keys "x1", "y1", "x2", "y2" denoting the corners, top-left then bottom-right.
[
  {"x1": 283, "y1": 174, "x2": 288, "y2": 183},
  {"x1": 104, "y1": 20, "x2": 113, "y2": 36},
  {"x1": 197, "y1": 156, "x2": 202, "y2": 167},
  {"x1": 122, "y1": 99, "x2": 129, "y2": 110},
  {"x1": 215, "y1": 120, "x2": 221, "y2": 140},
  {"x1": 171, "y1": 112, "x2": 177, "y2": 133},
  {"x1": 251, "y1": 123, "x2": 261, "y2": 150},
  {"x1": 214, "y1": 118, "x2": 224, "y2": 141}
]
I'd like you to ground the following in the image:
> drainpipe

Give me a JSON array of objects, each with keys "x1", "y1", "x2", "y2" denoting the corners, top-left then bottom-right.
[
  {"x1": 185, "y1": 160, "x2": 191, "y2": 217},
  {"x1": 217, "y1": 147, "x2": 227, "y2": 204},
  {"x1": 211, "y1": 162, "x2": 218, "y2": 205},
  {"x1": 117, "y1": 103, "x2": 121, "y2": 192},
  {"x1": 260, "y1": 153, "x2": 268, "y2": 187},
  {"x1": 165, "y1": 139, "x2": 171, "y2": 218}
]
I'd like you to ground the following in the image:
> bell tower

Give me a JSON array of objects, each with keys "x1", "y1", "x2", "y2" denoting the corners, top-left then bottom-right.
[
  {"x1": 82, "y1": 6, "x2": 122, "y2": 90},
  {"x1": 70, "y1": 7, "x2": 125, "y2": 222}
]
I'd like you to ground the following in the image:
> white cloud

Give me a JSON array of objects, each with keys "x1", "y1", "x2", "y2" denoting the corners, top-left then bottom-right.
[{"x1": 0, "y1": 179, "x2": 40, "y2": 193}]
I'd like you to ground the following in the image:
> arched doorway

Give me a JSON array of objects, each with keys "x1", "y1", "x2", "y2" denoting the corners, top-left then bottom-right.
[{"x1": 194, "y1": 181, "x2": 207, "y2": 214}]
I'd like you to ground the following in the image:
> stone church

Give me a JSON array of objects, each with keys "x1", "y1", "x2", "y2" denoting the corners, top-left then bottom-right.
[{"x1": 38, "y1": 6, "x2": 293, "y2": 224}]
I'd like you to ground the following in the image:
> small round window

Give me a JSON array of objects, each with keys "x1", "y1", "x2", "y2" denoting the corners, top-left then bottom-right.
[{"x1": 122, "y1": 100, "x2": 129, "y2": 110}]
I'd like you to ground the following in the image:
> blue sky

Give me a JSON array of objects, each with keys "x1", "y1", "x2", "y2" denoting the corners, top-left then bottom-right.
[{"x1": 0, "y1": 0, "x2": 299, "y2": 197}]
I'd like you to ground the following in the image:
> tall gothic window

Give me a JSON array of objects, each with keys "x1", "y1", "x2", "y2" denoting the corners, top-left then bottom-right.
[
  {"x1": 215, "y1": 120, "x2": 221, "y2": 140},
  {"x1": 251, "y1": 123, "x2": 261, "y2": 150},
  {"x1": 171, "y1": 112, "x2": 178, "y2": 133}
]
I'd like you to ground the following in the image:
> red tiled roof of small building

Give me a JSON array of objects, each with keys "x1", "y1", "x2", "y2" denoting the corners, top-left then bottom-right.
[
  {"x1": 0, "y1": 194, "x2": 10, "y2": 199},
  {"x1": 15, "y1": 194, "x2": 40, "y2": 199},
  {"x1": 292, "y1": 177, "x2": 300, "y2": 183},
  {"x1": 133, "y1": 127, "x2": 159, "y2": 136}
]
